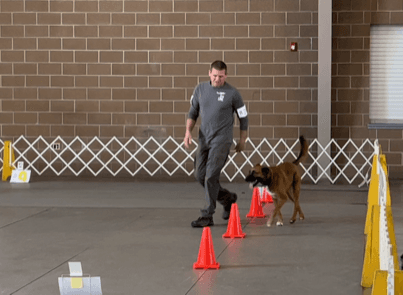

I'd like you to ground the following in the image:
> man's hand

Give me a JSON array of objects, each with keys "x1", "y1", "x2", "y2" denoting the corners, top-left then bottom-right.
[
  {"x1": 235, "y1": 129, "x2": 247, "y2": 153},
  {"x1": 235, "y1": 141, "x2": 245, "y2": 153},
  {"x1": 184, "y1": 131, "x2": 192, "y2": 149}
]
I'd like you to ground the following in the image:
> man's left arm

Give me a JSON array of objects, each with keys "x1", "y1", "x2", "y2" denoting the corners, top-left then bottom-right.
[{"x1": 234, "y1": 94, "x2": 248, "y2": 153}]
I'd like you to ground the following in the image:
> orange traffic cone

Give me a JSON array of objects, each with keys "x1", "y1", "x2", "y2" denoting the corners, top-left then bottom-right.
[
  {"x1": 246, "y1": 188, "x2": 266, "y2": 218},
  {"x1": 223, "y1": 203, "x2": 246, "y2": 239},
  {"x1": 261, "y1": 187, "x2": 273, "y2": 203},
  {"x1": 193, "y1": 227, "x2": 220, "y2": 269}
]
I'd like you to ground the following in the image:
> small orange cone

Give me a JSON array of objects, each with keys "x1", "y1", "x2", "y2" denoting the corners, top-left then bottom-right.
[
  {"x1": 223, "y1": 203, "x2": 246, "y2": 239},
  {"x1": 193, "y1": 227, "x2": 220, "y2": 269},
  {"x1": 246, "y1": 188, "x2": 266, "y2": 218},
  {"x1": 261, "y1": 187, "x2": 273, "y2": 203}
]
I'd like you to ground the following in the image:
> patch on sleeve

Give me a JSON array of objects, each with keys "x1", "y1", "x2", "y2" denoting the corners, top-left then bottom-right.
[
  {"x1": 237, "y1": 105, "x2": 248, "y2": 118},
  {"x1": 190, "y1": 95, "x2": 193, "y2": 104}
]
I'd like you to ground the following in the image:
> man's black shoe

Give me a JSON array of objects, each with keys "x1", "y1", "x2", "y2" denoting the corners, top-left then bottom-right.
[
  {"x1": 222, "y1": 193, "x2": 238, "y2": 220},
  {"x1": 191, "y1": 217, "x2": 214, "y2": 228}
]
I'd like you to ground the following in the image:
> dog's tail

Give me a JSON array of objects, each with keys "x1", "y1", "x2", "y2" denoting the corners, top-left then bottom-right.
[{"x1": 293, "y1": 136, "x2": 308, "y2": 166}]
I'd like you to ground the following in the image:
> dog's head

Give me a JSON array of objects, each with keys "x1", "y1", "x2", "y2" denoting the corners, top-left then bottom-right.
[{"x1": 245, "y1": 164, "x2": 271, "y2": 190}]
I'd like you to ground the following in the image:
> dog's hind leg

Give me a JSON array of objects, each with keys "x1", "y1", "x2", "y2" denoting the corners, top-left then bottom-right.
[
  {"x1": 290, "y1": 199, "x2": 299, "y2": 224},
  {"x1": 288, "y1": 191, "x2": 300, "y2": 224},
  {"x1": 296, "y1": 197, "x2": 305, "y2": 221},
  {"x1": 287, "y1": 191, "x2": 295, "y2": 202},
  {"x1": 295, "y1": 190, "x2": 305, "y2": 221},
  {"x1": 289, "y1": 174, "x2": 303, "y2": 223},
  {"x1": 290, "y1": 180, "x2": 304, "y2": 224}
]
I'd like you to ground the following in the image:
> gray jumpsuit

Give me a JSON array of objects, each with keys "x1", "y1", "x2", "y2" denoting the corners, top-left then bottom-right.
[{"x1": 188, "y1": 81, "x2": 248, "y2": 218}]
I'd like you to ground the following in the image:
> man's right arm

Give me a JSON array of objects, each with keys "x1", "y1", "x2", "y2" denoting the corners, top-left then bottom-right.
[
  {"x1": 186, "y1": 118, "x2": 196, "y2": 133},
  {"x1": 184, "y1": 86, "x2": 200, "y2": 149},
  {"x1": 184, "y1": 118, "x2": 196, "y2": 149}
]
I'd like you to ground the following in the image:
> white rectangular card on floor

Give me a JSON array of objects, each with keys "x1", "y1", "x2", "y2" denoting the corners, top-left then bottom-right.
[{"x1": 10, "y1": 169, "x2": 31, "y2": 183}]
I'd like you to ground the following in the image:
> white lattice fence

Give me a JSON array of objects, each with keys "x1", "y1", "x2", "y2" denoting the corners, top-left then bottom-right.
[{"x1": 0, "y1": 136, "x2": 375, "y2": 184}]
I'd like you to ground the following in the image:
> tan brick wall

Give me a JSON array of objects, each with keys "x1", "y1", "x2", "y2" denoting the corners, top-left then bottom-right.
[
  {"x1": 13, "y1": 0, "x2": 403, "y2": 181},
  {"x1": 2, "y1": 0, "x2": 402, "y2": 181},
  {"x1": 0, "y1": 0, "x2": 319, "y2": 146},
  {"x1": 332, "y1": 0, "x2": 403, "y2": 177}
]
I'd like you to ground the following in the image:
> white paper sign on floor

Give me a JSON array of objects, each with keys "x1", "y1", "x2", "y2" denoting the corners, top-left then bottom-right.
[
  {"x1": 58, "y1": 277, "x2": 102, "y2": 295},
  {"x1": 58, "y1": 262, "x2": 102, "y2": 295},
  {"x1": 10, "y1": 169, "x2": 31, "y2": 183}
]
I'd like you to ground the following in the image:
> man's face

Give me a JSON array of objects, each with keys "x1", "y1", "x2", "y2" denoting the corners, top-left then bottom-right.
[{"x1": 209, "y1": 68, "x2": 227, "y2": 87}]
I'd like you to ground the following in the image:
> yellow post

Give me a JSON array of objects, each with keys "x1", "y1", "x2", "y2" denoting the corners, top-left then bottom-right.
[
  {"x1": 371, "y1": 270, "x2": 403, "y2": 294},
  {"x1": 397, "y1": 271, "x2": 403, "y2": 293},
  {"x1": 2, "y1": 141, "x2": 15, "y2": 181},
  {"x1": 380, "y1": 154, "x2": 388, "y2": 175},
  {"x1": 371, "y1": 270, "x2": 387, "y2": 295},
  {"x1": 362, "y1": 205, "x2": 380, "y2": 288},
  {"x1": 365, "y1": 154, "x2": 379, "y2": 235},
  {"x1": 386, "y1": 206, "x2": 400, "y2": 269}
]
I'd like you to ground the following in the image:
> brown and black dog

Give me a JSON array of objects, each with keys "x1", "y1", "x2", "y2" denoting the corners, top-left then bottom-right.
[{"x1": 245, "y1": 136, "x2": 309, "y2": 227}]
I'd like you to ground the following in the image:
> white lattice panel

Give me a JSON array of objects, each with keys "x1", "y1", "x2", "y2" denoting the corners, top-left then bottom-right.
[{"x1": 0, "y1": 136, "x2": 375, "y2": 184}]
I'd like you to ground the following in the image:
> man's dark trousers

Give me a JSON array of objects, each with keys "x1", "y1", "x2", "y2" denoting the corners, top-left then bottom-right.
[{"x1": 194, "y1": 141, "x2": 234, "y2": 218}]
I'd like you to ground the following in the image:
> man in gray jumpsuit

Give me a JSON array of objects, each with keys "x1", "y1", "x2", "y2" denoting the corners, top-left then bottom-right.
[{"x1": 184, "y1": 60, "x2": 249, "y2": 228}]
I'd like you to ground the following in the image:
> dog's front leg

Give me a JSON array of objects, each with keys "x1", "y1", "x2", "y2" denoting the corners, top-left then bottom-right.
[
  {"x1": 267, "y1": 198, "x2": 278, "y2": 227},
  {"x1": 266, "y1": 213, "x2": 275, "y2": 227},
  {"x1": 267, "y1": 198, "x2": 286, "y2": 227},
  {"x1": 276, "y1": 210, "x2": 284, "y2": 226},
  {"x1": 267, "y1": 210, "x2": 284, "y2": 227}
]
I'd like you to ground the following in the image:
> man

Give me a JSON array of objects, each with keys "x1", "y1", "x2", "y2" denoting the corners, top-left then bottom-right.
[{"x1": 183, "y1": 60, "x2": 249, "y2": 228}]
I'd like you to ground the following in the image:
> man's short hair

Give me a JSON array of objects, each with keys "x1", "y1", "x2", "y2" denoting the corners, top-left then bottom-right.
[{"x1": 210, "y1": 60, "x2": 227, "y2": 74}]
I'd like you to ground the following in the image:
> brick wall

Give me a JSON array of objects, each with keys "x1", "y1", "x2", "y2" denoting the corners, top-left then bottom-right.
[
  {"x1": 8, "y1": 0, "x2": 401, "y2": 180},
  {"x1": 332, "y1": 0, "x2": 403, "y2": 178},
  {"x1": 0, "y1": 0, "x2": 319, "y2": 145}
]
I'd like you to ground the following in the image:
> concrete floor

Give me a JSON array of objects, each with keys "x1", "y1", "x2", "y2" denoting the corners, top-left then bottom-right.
[{"x1": 0, "y1": 178, "x2": 402, "y2": 295}]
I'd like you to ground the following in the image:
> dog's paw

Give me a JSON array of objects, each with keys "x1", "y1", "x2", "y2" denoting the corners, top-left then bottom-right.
[
  {"x1": 276, "y1": 221, "x2": 283, "y2": 226},
  {"x1": 289, "y1": 219, "x2": 296, "y2": 224},
  {"x1": 266, "y1": 220, "x2": 272, "y2": 227}
]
